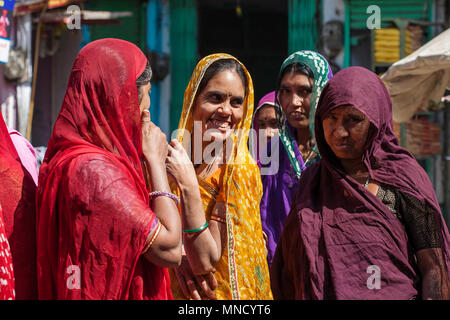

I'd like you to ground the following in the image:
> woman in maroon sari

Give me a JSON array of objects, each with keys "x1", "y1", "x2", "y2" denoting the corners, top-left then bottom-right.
[
  {"x1": 36, "y1": 39, "x2": 182, "y2": 299},
  {"x1": 0, "y1": 112, "x2": 37, "y2": 300},
  {"x1": 271, "y1": 67, "x2": 450, "y2": 300}
]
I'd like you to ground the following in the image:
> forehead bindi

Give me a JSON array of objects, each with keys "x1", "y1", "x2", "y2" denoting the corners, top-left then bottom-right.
[{"x1": 203, "y1": 69, "x2": 245, "y2": 98}]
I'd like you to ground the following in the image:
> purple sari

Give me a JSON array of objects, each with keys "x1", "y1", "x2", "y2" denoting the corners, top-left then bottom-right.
[{"x1": 270, "y1": 66, "x2": 450, "y2": 300}]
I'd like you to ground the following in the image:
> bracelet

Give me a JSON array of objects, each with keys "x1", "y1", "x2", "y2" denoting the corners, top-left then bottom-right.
[
  {"x1": 142, "y1": 222, "x2": 162, "y2": 255},
  {"x1": 210, "y1": 215, "x2": 226, "y2": 224},
  {"x1": 183, "y1": 221, "x2": 209, "y2": 234},
  {"x1": 149, "y1": 191, "x2": 180, "y2": 206}
]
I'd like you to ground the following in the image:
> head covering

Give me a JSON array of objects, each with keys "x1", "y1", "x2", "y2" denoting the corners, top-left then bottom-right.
[
  {"x1": 251, "y1": 91, "x2": 279, "y2": 168},
  {"x1": 0, "y1": 112, "x2": 37, "y2": 299},
  {"x1": 8, "y1": 127, "x2": 38, "y2": 186},
  {"x1": 36, "y1": 39, "x2": 170, "y2": 299},
  {"x1": 255, "y1": 91, "x2": 278, "y2": 113},
  {"x1": 259, "y1": 51, "x2": 333, "y2": 266},
  {"x1": 276, "y1": 50, "x2": 333, "y2": 177},
  {"x1": 172, "y1": 53, "x2": 272, "y2": 300},
  {"x1": 270, "y1": 66, "x2": 450, "y2": 300}
]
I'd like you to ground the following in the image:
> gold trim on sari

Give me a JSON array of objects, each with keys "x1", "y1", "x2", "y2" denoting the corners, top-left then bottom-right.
[{"x1": 170, "y1": 53, "x2": 273, "y2": 300}]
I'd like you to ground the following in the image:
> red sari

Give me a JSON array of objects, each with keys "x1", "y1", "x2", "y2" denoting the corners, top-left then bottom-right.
[
  {"x1": 0, "y1": 205, "x2": 14, "y2": 300},
  {"x1": 36, "y1": 39, "x2": 172, "y2": 300},
  {"x1": 0, "y1": 112, "x2": 37, "y2": 300}
]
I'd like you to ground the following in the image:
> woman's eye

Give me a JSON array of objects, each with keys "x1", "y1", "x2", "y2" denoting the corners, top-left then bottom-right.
[
  {"x1": 349, "y1": 116, "x2": 364, "y2": 123},
  {"x1": 231, "y1": 99, "x2": 243, "y2": 107},
  {"x1": 300, "y1": 89, "x2": 312, "y2": 97},
  {"x1": 209, "y1": 94, "x2": 221, "y2": 102}
]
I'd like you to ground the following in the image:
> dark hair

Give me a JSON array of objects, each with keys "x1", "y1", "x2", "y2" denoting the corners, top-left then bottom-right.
[
  {"x1": 277, "y1": 62, "x2": 314, "y2": 89},
  {"x1": 276, "y1": 62, "x2": 314, "y2": 107},
  {"x1": 196, "y1": 59, "x2": 248, "y2": 98},
  {"x1": 136, "y1": 61, "x2": 152, "y2": 101}
]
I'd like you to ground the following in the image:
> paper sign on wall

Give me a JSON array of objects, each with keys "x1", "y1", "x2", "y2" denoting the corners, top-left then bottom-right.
[{"x1": 0, "y1": 0, "x2": 15, "y2": 64}]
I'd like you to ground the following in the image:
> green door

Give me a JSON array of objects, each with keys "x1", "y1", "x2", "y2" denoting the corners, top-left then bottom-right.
[{"x1": 288, "y1": 0, "x2": 318, "y2": 54}]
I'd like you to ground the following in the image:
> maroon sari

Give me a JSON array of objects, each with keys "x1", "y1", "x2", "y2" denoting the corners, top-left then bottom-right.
[
  {"x1": 271, "y1": 66, "x2": 450, "y2": 300},
  {"x1": 36, "y1": 39, "x2": 171, "y2": 299}
]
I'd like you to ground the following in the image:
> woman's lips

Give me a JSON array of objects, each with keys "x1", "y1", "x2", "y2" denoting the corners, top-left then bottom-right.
[
  {"x1": 208, "y1": 119, "x2": 231, "y2": 133},
  {"x1": 289, "y1": 111, "x2": 307, "y2": 121},
  {"x1": 333, "y1": 143, "x2": 353, "y2": 151}
]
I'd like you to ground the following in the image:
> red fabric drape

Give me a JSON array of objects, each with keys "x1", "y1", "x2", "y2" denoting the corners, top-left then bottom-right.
[
  {"x1": 36, "y1": 39, "x2": 172, "y2": 299},
  {"x1": 0, "y1": 205, "x2": 15, "y2": 300},
  {"x1": 0, "y1": 112, "x2": 37, "y2": 300}
]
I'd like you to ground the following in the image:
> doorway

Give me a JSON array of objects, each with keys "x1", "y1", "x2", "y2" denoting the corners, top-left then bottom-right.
[{"x1": 197, "y1": 0, "x2": 288, "y2": 105}]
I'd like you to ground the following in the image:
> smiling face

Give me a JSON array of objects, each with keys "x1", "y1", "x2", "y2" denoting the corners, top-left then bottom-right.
[
  {"x1": 256, "y1": 104, "x2": 278, "y2": 140},
  {"x1": 322, "y1": 105, "x2": 371, "y2": 160},
  {"x1": 192, "y1": 69, "x2": 245, "y2": 143},
  {"x1": 279, "y1": 72, "x2": 313, "y2": 129}
]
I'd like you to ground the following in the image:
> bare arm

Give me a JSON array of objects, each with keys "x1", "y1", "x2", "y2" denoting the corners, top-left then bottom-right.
[
  {"x1": 166, "y1": 139, "x2": 226, "y2": 275},
  {"x1": 141, "y1": 111, "x2": 182, "y2": 267},
  {"x1": 178, "y1": 181, "x2": 227, "y2": 274},
  {"x1": 416, "y1": 248, "x2": 450, "y2": 300}
]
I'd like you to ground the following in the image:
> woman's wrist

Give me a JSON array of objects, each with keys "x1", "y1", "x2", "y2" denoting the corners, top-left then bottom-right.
[
  {"x1": 144, "y1": 153, "x2": 165, "y2": 167},
  {"x1": 178, "y1": 178, "x2": 200, "y2": 194}
]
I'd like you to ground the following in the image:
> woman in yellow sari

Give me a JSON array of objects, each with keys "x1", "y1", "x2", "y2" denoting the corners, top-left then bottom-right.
[{"x1": 166, "y1": 53, "x2": 272, "y2": 300}]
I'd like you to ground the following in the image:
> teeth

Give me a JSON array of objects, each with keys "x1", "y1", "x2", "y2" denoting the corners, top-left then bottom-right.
[{"x1": 212, "y1": 120, "x2": 230, "y2": 128}]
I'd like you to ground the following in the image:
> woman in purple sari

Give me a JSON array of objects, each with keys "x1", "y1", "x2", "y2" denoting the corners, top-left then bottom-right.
[
  {"x1": 256, "y1": 51, "x2": 333, "y2": 265},
  {"x1": 270, "y1": 66, "x2": 450, "y2": 300}
]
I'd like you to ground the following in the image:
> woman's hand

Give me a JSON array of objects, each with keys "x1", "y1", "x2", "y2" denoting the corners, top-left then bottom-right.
[
  {"x1": 416, "y1": 248, "x2": 450, "y2": 300},
  {"x1": 166, "y1": 139, "x2": 198, "y2": 189},
  {"x1": 141, "y1": 110, "x2": 168, "y2": 166},
  {"x1": 174, "y1": 252, "x2": 218, "y2": 300}
]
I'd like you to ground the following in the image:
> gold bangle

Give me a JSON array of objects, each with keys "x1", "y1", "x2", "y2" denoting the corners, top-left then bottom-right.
[
  {"x1": 142, "y1": 222, "x2": 162, "y2": 254},
  {"x1": 210, "y1": 215, "x2": 226, "y2": 224}
]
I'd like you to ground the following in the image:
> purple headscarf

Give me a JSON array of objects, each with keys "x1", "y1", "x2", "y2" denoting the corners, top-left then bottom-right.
[
  {"x1": 270, "y1": 66, "x2": 450, "y2": 300},
  {"x1": 252, "y1": 91, "x2": 282, "y2": 168}
]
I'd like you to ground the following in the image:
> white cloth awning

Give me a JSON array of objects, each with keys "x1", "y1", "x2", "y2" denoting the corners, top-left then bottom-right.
[{"x1": 381, "y1": 28, "x2": 450, "y2": 122}]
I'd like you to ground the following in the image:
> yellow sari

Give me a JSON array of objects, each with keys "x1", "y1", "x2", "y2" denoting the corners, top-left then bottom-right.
[{"x1": 169, "y1": 53, "x2": 273, "y2": 300}]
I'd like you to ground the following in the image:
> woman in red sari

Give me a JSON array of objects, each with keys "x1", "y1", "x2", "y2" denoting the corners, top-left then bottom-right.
[
  {"x1": 0, "y1": 205, "x2": 14, "y2": 300},
  {"x1": 0, "y1": 112, "x2": 37, "y2": 300},
  {"x1": 36, "y1": 39, "x2": 182, "y2": 300}
]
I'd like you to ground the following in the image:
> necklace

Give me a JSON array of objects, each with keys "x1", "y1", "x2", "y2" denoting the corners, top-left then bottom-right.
[{"x1": 303, "y1": 150, "x2": 315, "y2": 165}]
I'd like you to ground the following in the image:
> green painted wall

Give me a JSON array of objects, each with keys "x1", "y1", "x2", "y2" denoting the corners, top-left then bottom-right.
[
  {"x1": 87, "y1": 0, "x2": 147, "y2": 51},
  {"x1": 169, "y1": 0, "x2": 198, "y2": 133},
  {"x1": 288, "y1": 0, "x2": 318, "y2": 54}
]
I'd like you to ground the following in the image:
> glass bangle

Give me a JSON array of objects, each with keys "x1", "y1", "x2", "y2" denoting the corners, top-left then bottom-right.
[
  {"x1": 149, "y1": 191, "x2": 180, "y2": 206},
  {"x1": 183, "y1": 221, "x2": 209, "y2": 234}
]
